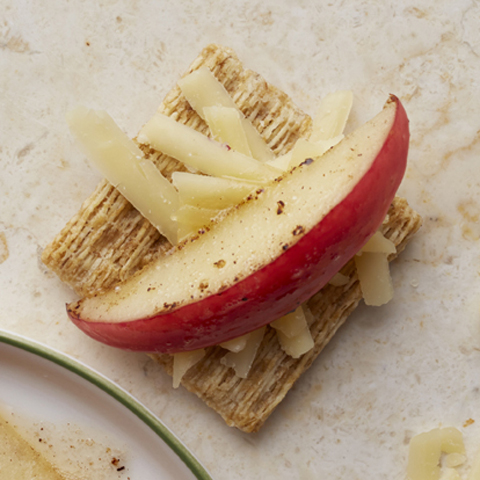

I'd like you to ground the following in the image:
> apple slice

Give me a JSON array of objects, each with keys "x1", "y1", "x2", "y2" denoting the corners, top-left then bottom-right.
[{"x1": 67, "y1": 96, "x2": 409, "y2": 353}]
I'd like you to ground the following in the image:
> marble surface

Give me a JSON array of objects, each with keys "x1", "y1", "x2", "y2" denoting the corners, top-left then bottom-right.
[{"x1": 1, "y1": 1, "x2": 480, "y2": 478}]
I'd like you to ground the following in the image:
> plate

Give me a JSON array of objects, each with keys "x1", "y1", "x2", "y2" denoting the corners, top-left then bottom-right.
[{"x1": 0, "y1": 330, "x2": 213, "y2": 480}]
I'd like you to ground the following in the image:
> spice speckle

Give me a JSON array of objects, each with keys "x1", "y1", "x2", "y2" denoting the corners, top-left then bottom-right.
[{"x1": 292, "y1": 225, "x2": 305, "y2": 236}]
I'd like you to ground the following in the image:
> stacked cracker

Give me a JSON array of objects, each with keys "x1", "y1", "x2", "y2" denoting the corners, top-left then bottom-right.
[{"x1": 42, "y1": 44, "x2": 422, "y2": 433}]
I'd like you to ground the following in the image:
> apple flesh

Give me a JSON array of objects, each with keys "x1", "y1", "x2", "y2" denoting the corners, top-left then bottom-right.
[{"x1": 67, "y1": 96, "x2": 409, "y2": 353}]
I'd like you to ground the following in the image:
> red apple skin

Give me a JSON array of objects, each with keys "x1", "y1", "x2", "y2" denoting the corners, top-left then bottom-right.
[{"x1": 68, "y1": 96, "x2": 409, "y2": 353}]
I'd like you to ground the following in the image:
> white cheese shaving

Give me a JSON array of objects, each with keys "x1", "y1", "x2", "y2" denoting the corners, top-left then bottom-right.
[
  {"x1": 270, "y1": 305, "x2": 314, "y2": 358},
  {"x1": 172, "y1": 349, "x2": 206, "y2": 388},
  {"x1": 66, "y1": 107, "x2": 180, "y2": 245},
  {"x1": 138, "y1": 112, "x2": 279, "y2": 183},
  {"x1": 329, "y1": 272, "x2": 349, "y2": 287},
  {"x1": 220, "y1": 327, "x2": 266, "y2": 378},
  {"x1": 310, "y1": 90, "x2": 353, "y2": 142},
  {"x1": 361, "y1": 230, "x2": 396, "y2": 254},
  {"x1": 219, "y1": 333, "x2": 250, "y2": 353},
  {"x1": 203, "y1": 106, "x2": 252, "y2": 156},
  {"x1": 407, "y1": 427, "x2": 466, "y2": 480},
  {"x1": 171, "y1": 172, "x2": 255, "y2": 210},
  {"x1": 178, "y1": 66, "x2": 274, "y2": 162},
  {"x1": 355, "y1": 251, "x2": 394, "y2": 306}
]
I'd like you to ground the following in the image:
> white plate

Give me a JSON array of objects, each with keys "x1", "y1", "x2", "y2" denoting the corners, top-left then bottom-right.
[{"x1": 0, "y1": 330, "x2": 212, "y2": 480}]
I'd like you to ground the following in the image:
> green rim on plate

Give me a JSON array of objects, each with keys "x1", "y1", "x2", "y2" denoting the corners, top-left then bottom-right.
[{"x1": 0, "y1": 330, "x2": 213, "y2": 480}]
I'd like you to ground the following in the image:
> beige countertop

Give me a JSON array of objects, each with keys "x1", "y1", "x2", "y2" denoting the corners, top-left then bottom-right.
[{"x1": 1, "y1": 1, "x2": 480, "y2": 479}]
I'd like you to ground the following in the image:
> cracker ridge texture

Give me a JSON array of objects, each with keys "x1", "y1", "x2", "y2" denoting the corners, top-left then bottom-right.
[
  {"x1": 151, "y1": 197, "x2": 422, "y2": 432},
  {"x1": 41, "y1": 44, "x2": 422, "y2": 432},
  {"x1": 42, "y1": 44, "x2": 310, "y2": 297}
]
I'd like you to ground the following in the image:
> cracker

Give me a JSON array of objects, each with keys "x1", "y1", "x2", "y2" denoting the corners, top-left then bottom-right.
[
  {"x1": 41, "y1": 44, "x2": 311, "y2": 297},
  {"x1": 41, "y1": 44, "x2": 422, "y2": 432},
  {"x1": 150, "y1": 197, "x2": 422, "y2": 432}
]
